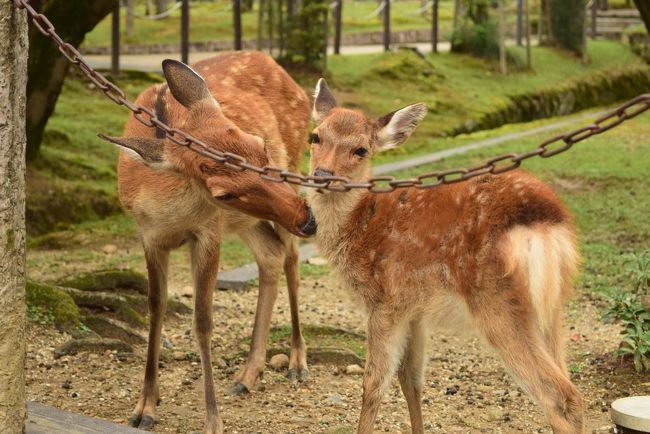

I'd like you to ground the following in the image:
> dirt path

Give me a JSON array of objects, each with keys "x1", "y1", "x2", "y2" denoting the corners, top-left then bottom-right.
[{"x1": 25, "y1": 265, "x2": 649, "y2": 434}]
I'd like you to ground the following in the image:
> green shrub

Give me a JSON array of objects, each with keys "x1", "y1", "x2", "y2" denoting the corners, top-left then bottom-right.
[
  {"x1": 451, "y1": 19, "x2": 500, "y2": 59},
  {"x1": 604, "y1": 252, "x2": 650, "y2": 372}
]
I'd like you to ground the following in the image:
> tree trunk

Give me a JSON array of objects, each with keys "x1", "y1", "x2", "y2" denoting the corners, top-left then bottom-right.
[
  {"x1": 126, "y1": 0, "x2": 135, "y2": 37},
  {"x1": 156, "y1": 0, "x2": 169, "y2": 14},
  {"x1": 0, "y1": 2, "x2": 28, "y2": 433},
  {"x1": 26, "y1": 0, "x2": 117, "y2": 161},
  {"x1": 548, "y1": 0, "x2": 587, "y2": 57},
  {"x1": 633, "y1": 0, "x2": 650, "y2": 34},
  {"x1": 498, "y1": 0, "x2": 507, "y2": 74}
]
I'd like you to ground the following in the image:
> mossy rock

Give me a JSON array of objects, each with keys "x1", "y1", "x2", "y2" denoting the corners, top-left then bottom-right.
[
  {"x1": 26, "y1": 280, "x2": 80, "y2": 332},
  {"x1": 367, "y1": 49, "x2": 441, "y2": 91},
  {"x1": 56, "y1": 269, "x2": 148, "y2": 295}
]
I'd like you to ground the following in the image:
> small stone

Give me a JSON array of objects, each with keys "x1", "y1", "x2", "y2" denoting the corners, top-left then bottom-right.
[
  {"x1": 172, "y1": 351, "x2": 186, "y2": 361},
  {"x1": 345, "y1": 364, "x2": 364, "y2": 375},
  {"x1": 101, "y1": 244, "x2": 118, "y2": 254},
  {"x1": 162, "y1": 338, "x2": 174, "y2": 350},
  {"x1": 445, "y1": 385, "x2": 459, "y2": 395},
  {"x1": 486, "y1": 408, "x2": 504, "y2": 422},
  {"x1": 307, "y1": 256, "x2": 328, "y2": 266},
  {"x1": 61, "y1": 380, "x2": 72, "y2": 390},
  {"x1": 179, "y1": 285, "x2": 194, "y2": 298},
  {"x1": 326, "y1": 392, "x2": 344, "y2": 406},
  {"x1": 214, "y1": 357, "x2": 227, "y2": 369},
  {"x1": 181, "y1": 378, "x2": 192, "y2": 386},
  {"x1": 269, "y1": 354, "x2": 289, "y2": 370}
]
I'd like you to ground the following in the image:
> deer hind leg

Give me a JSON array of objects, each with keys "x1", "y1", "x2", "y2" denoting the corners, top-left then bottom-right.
[
  {"x1": 469, "y1": 287, "x2": 584, "y2": 434},
  {"x1": 397, "y1": 319, "x2": 427, "y2": 434},
  {"x1": 358, "y1": 310, "x2": 410, "y2": 434},
  {"x1": 128, "y1": 244, "x2": 169, "y2": 430},
  {"x1": 190, "y1": 231, "x2": 224, "y2": 434},
  {"x1": 275, "y1": 225, "x2": 308, "y2": 383},
  {"x1": 233, "y1": 221, "x2": 285, "y2": 395}
]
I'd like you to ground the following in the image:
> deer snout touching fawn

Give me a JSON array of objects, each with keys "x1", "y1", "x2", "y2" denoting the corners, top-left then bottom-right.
[
  {"x1": 99, "y1": 52, "x2": 315, "y2": 433},
  {"x1": 307, "y1": 79, "x2": 585, "y2": 434}
]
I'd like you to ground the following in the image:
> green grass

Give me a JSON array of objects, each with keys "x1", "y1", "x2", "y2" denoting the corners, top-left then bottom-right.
[
  {"x1": 82, "y1": 0, "x2": 456, "y2": 48},
  {"x1": 325, "y1": 40, "x2": 646, "y2": 168}
]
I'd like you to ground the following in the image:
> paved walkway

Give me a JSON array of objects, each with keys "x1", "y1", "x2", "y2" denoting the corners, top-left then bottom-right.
[{"x1": 85, "y1": 42, "x2": 452, "y2": 72}]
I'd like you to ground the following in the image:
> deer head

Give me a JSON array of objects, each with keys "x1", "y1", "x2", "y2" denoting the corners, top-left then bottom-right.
[
  {"x1": 100, "y1": 60, "x2": 316, "y2": 237},
  {"x1": 309, "y1": 78, "x2": 427, "y2": 185}
]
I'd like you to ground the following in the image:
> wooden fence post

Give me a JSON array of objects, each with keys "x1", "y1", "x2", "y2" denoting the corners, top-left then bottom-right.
[
  {"x1": 334, "y1": 0, "x2": 342, "y2": 54},
  {"x1": 517, "y1": 0, "x2": 523, "y2": 45},
  {"x1": 432, "y1": 0, "x2": 439, "y2": 53},
  {"x1": 383, "y1": 0, "x2": 390, "y2": 52},
  {"x1": 234, "y1": 0, "x2": 242, "y2": 50},
  {"x1": 0, "y1": 2, "x2": 28, "y2": 433},
  {"x1": 591, "y1": 0, "x2": 597, "y2": 38},
  {"x1": 111, "y1": 1, "x2": 120, "y2": 76},
  {"x1": 181, "y1": 0, "x2": 189, "y2": 64}
]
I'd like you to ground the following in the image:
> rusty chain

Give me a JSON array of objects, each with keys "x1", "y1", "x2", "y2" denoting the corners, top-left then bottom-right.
[{"x1": 12, "y1": 0, "x2": 650, "y2": 193}]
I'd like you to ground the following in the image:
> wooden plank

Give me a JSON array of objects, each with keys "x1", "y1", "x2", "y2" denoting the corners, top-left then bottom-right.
[
  {"x1": 597, "y1": 8, "x2": 640, "y2": 18},
  {"x1": 26, "y1": 402, "x2": 147, "y2": 434}
]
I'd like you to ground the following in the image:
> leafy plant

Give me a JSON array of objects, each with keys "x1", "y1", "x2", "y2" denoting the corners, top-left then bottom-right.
[{"x1": 604, "y1": 252, "x2": 650, "y2": 372}]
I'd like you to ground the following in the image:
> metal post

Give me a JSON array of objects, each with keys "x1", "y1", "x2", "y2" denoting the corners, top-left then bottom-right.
[
  {"x1": 516, "y1": 0, "x2": 523, "y2": 45},
  {"x1": 233, "y1": 0, "x2": 242, "y2": 50},
  {"x1": 432, "y1": 0, "x2": 439, "y2": 53},
  {"x1": 181, "y1": 0, "x2": 189, "y2": 64},
  {"x1": 383, "y1": 0, "x2": 390, "y2": 52},
  {"x1": 591, "y1": 0, "x2": 597, "y2": 38},
  {"x1": 0, "y1": 2, "x2": 27, "y2": 432},
  {"x1": 111, "y1": 1, "x2": 120, "y2": 76},
  {"x1": 334, "y1": 0, "x2": 342, "y2": 54}
]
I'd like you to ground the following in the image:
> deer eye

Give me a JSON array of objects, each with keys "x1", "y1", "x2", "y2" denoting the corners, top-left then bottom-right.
[
  {"x1": 309, "y1": 133, "x2": 320, "y2": 144},
  {"x1": 353, "y1": 147, "x2": 368, "y2": 157},
  {"x1": 216, "y1": 193, "x2": 237, "y2": 201}
]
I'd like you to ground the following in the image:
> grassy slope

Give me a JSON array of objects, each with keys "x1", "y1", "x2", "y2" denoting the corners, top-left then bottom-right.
[
  {"x1": 82, "y1": 0, "x2": 455, "y2": 48},
  {"x1": 326, "y1": 40, "x2": 646, "y2": 167}
]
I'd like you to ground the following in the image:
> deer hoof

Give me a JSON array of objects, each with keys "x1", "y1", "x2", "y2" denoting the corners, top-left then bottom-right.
[
  {"x1": 231, "y1": 382, "x2": 250, "y2": 396},
  {"x1": 300, "y1": 368, "x2": 309, "y2": 383},
  {"x1": 138, "y1": 415, "x2": 155, "y2": 431},
  {"x1": 127, "y1": 414, "x2": 140, "y2": 427},
  {"x1": 287, "y1": 368, "x2": 297, "y2": 382}
]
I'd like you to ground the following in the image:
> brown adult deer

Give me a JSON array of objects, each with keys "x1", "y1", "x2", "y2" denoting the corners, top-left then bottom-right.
[
  {"x1": 99, "y1": 52, "x2": 315, "y2": 434},
  {"x1": 307, "y1": 79, "x2": 585, "y2": 434}
]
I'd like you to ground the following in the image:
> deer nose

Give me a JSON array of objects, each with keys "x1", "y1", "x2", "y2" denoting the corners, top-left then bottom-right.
[
  {"x1": 300, "y1": 206, "x2": 317, "y2": 236},
  {"x1": 314, "y1": 168, "x2": 333, "y2": 178}
]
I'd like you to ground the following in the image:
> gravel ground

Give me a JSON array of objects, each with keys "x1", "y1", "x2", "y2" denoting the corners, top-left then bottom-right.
[{"x1": 26, "y1": 268, "x2": 650, "y2": 433}]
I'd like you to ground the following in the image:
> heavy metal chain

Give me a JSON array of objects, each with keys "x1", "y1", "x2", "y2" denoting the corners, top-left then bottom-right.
[{"x1": 12, "y1": 0, "x2": 650, "y2": 193}]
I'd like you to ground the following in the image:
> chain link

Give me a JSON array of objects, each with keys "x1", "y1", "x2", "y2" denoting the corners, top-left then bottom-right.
[{"x1": 13, "y1": 0, "x2": 650, "y2": 193}]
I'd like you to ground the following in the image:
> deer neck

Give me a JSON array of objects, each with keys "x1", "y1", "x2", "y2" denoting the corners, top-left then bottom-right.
[{"x1": 308, "y1": 187, "x2": 367, "y2": 265}]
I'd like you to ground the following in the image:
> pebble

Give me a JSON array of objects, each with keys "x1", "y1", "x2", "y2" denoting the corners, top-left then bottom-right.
[
  {"x1": 269, "y1": 354, "x2": 289, "y2": 370},
  {"x1": 172, "y1": 351, "x2": 186, "y2": 361},
  {"x1": 345, "y1": 364, "x2": 364, "y2": 375},
  {"x1": 162, "y1": 338, "x2": 174, "y2": 350},
  {"x1": 486, "y1": 408, "x2": 503, "y2": 422},
  {"x1": 325, "y1": 393, "x2": 344, "y2": 406},
  {"x1": 180, "y1": 285, "x2": 194, "y2": 298},
  {"x1": 101, "y1": 244, "x2": 117, "y2": 254},
  {"x1": 307, "y1": 256, "x2": 328, "y2": 266},
  {"x1": 214, "y1": 357, "x2": 227, "y2": 369}
]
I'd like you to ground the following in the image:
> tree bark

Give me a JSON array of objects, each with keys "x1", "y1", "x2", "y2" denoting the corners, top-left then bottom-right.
[
  {"x1": 26, "y1": 0, "x2": 117, "y2": 161},
  {"x1": 126, "y1": 0, "x2": 135, "y2": 37},
  {"x1": 156, "y1": 0, "x2": 169, "y2": 14},
  {"x1": 498, "y1": 0, "x2": 507, "y2": 75},
  {"x1": 548, "y1": 0, "x2": 587, "y2": 57},
  {"x1": 0, "y1": 2, "x2": 28, "y2": 433},
  {"x1": 633, "y1": 0, "x2": 650, "y2": 34}
]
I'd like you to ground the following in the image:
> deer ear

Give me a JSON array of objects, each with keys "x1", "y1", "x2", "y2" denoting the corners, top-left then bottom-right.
[
  {"x1": 376, "y1": 103, "x2": 427, "y2": 151},
  {"x1": 312, "y1": 78, "x2": 337, "y2": 124},
  {"x1": 162, "y1": 59, "x2": 219, "y2": 110},
  {"x1": 98, "y1": 134, "x2": 170, "y2": 170}
]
